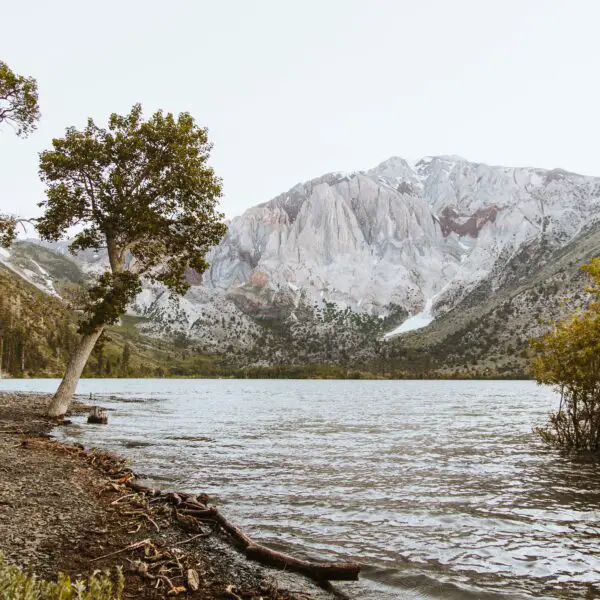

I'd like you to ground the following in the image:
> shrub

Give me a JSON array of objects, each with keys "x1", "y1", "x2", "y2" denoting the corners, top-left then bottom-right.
[
  {"x1": 0, "y1": 553, "x2": 124, "y2": 600},
  {"x1": 530, "y1": 258, "x2": 600, "y2": 453}
]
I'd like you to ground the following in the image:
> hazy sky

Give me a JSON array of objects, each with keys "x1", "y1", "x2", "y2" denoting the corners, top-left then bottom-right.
[{"x1": 1, "y1": 0, "x2": 599, "y2": 220}]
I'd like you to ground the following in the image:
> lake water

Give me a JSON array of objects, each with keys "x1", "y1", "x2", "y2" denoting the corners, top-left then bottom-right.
[{"x1": 2, "y1": 378, "x2": 599, "y2": 599}]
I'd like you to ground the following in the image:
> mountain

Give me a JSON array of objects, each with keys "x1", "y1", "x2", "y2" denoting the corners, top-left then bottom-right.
[
  {"x1": 205, "y1": 156, "x2": 600, "y2": 320},
  {"x1": 389, "y1": 221, "x2": 600, "y2": 377},
  {"x1": 0, "y1": 261, "x2": 79, "y2": 377},
  {"x1": 0, "y1": 244, "x2": 230, "y2": 378},
  {"x1": 3, "y1": 155, "x2": 599, "y2": 377}
]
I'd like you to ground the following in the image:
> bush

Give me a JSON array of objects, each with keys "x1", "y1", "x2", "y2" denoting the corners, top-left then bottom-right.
[
  {"x1": 530, "y1": 258, "x2": 600, "y2": 453},
  {"x1": 0, "y1": 553, "x2": 123, "y2": 600}
]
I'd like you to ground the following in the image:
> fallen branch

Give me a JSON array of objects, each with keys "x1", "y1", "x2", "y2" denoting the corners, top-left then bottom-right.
[
  {"x1": 123, "y1": 476, "x2": 360, "y2": 581},
  {"x1": 211, "y1": 508, "x2": 254, "y2": 548},
  {"x1": 110, "y1": 492, "x2": 137, "y2": 505},
  {"x1": 172, "y1": 531, "x2": 212, "y2": 546},
  {"x1": 141, "y1": 513, "x2": 161, "y2": 533},
  {"x1": 245, "y1": 544, "x2": 360, "y2": 581},
  {"x1": 125, "y1": 481, "x2": 157, "y2": 495},
  {"x1": 91, "y1": 538, "x2": 151, "y2": 562},
  {"x1": 207, "y1": 506, "x2": 359, "y2": 580},
  {"x1": 178, "y1": 508, "x2": 216, "y2": 519}
]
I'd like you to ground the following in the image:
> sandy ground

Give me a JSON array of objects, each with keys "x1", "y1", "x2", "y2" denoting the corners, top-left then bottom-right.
[{"x1": 0, "y1": 392, "x2": 345, "y2": 599}]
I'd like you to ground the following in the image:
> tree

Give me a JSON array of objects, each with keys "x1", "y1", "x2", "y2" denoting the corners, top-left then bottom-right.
[
  {"x1": 530, "y1": 258, "x2": 600, "y2": 452},
  {"x1": 121, "y1": 343, "x2": 131, "y2": 373},
  {"x1": 0, "y1": 61, "x2": 40, "y2": 137},
  {"x1": 0, "y1": 62, "x2": 41, "y2": 246},
  {"x1": 31, "y1": 104, "x2": 226, "y2": 416}
]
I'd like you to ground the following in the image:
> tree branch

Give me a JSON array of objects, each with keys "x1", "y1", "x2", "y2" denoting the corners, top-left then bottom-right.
[
  {"x1": 81, "y1": 170, "x2": 101, "y2": 221},
  {"x1": 0, "y1": 216, "x2": 37, "y2": 228},
  {"x1": 118, "y1": 238, "x2": 143, "y2": 264}
]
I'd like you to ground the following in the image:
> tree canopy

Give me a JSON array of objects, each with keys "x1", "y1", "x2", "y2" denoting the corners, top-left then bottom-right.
[
  {"x1": 0, "y1": 61, "x2": 40, "y2": 137},
  {"x1": 29, "y1": 103, "x2": 227, "y2": 416},
  {"x1": 37, "y1": 103, "x2": 227, "y2": 332},
  {"x1": 531, "y1": 258, "x2": 600, "y2": 452}
]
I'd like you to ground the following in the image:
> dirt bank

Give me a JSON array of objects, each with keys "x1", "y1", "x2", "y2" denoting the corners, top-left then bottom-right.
[{"x1": 0, "y1": 392, "x2": 346, "y2": 599}]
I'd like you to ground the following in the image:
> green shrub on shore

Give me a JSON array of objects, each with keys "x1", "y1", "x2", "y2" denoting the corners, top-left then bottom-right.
[
  {"x1": 531, "y1": 258, "x2": 600, "y2": 453},
  {"x1": 0, "y1": 554, "x2": 123, "y2": 600}
]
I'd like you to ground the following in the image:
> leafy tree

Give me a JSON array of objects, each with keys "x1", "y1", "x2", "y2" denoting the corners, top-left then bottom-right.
[
  {"x1": 0, "y1": 61, "x2": 40, "y2": 137},
  {"x1": 12, "y1": 103, "x2": 227, "y2": 416},
  {"x1": 530, "y1": 258, "x2": 600, "y2": 452},
  {"x1": 0, "y1": 61, "x2": 40, "y2": 243},
  {"x1": 121, "y1": 342, "x2": 131, "y2": 373}
]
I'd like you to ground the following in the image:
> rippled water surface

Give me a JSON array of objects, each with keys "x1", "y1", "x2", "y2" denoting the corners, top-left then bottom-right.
[{"x1": 4, "y1": 379, "x2": 600, "y2": 599}]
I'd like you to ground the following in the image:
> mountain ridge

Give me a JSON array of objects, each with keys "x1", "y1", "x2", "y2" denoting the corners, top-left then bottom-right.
[
  {"x1": 204, "y1": 154, "x2": 600, "y2": 320},
  {"x1": 2, "y1": 154, "x2": 599, "y2": 377}
]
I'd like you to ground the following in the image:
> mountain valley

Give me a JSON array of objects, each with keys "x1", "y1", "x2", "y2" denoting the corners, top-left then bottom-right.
[{"x1": 2, "y1": 155, "x2": 599, "y2": 378}]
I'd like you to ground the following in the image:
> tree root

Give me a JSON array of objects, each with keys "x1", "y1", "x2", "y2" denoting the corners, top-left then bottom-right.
[
  {"x1": 122, "y1": 479, "x2": 360, "y2": 581},
  {"x1": 30, "y1": 436, "x2": 361, "y2": 585}
]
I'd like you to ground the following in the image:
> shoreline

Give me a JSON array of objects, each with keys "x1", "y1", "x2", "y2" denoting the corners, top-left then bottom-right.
[
  {"x1": 0, "y1": 374, "x2": 533, "y2": 381},
  {"x1": 0, "y1": 392, "x2": 348, "y2": 599}
]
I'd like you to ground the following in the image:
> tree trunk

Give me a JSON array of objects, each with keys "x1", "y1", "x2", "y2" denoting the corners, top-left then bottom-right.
[{"x1": 46, "y1": 326, "x2": 105, "y2": 418}]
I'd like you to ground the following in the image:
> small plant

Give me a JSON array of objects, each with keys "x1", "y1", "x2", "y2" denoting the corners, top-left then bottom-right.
[
  {"x1": 0, "y1": 553, "x2": 124, "y2": 599},
  {"x1": 530, "y1": 258, "x2": 600, "y2": 453}
]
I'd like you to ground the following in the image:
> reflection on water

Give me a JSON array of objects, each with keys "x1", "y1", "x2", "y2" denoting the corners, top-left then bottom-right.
[{"x1": 4, "y1": 378, "x2": 600, "y2": 599}]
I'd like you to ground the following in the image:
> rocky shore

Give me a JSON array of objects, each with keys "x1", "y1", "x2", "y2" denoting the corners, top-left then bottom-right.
[{"x1": 0, "y1": 392, "x2": 343, "y2": 599}]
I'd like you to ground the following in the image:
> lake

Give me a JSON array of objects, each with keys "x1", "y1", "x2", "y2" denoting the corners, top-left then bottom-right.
[{"x1": 2, "y1": 378, "x2": 599, "y2": 599}]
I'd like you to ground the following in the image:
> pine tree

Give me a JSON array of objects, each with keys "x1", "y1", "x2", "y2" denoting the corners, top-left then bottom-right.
[{"x1": 121, "y1": 343, "x2": 131, "y2": 374}]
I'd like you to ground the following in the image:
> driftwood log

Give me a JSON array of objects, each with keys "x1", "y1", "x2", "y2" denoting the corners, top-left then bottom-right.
[
  {"x1": 124, "y1": 479, "x2": 360, "y2": 581},
  {"x1": 245, "y1": 544, "x2": 360, "y2": 581},
  {"x1": 87, "y1": 406, "x2": 108, "y2": 424}
]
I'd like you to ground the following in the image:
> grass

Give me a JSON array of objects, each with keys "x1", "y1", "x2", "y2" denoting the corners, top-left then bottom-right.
[{"x1": 0, "y1": 553, "x2": 123, "y2": 600}]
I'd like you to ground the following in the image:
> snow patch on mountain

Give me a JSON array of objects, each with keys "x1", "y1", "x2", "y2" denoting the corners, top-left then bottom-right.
[
  {"x1": 0, "y1": 246, "x2": 58, "y2": 296},
  {"x1": 384, "y1": 297, "x2": 434, "y2": 338}
]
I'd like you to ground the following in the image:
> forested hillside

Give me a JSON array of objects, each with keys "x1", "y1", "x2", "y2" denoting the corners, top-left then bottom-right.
[
  {"x1": 0, "y1": 262, "x2": 230, "y2": 378},
  {"x1": 2, "y1": 223, "x2": 597, "y2": 380},
  {"x1": 0, "y1": 265, "x2": 78, "y2": 376}
]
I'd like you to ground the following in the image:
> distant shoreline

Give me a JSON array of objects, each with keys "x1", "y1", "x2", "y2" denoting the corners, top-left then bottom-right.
[{"x1": 0, "y1": 373, "x2": 533, "y2": 381}]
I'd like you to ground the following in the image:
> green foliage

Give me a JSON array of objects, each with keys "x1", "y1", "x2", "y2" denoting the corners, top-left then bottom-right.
[
  {"x1": 0, "y1": 61, "x2": 40, "y2": 137},
  {"x1": 0, "y1": 553, "x2": 123, "y2": 599},
  {"x1": 33, "y1": 104, "x2": 226, "y2": 340},
  {"x1": 239, "y1": 363, "x2": 373, "y2": 379},
  {"x1": 0, "y1": 215, "x2": 17, "y2": 247},
  {"x1": 530, "y1": 258, "x2": 600, "y2": 452},
  {"x1": 0, "y1": 266, "x2": 78, "y2": 377},
  {"x1": 37, "y1": 103, "x2": 227, "y2": 295},
  {"x1": 80, "y1": 272, "x2": 142, "y2": 334}
]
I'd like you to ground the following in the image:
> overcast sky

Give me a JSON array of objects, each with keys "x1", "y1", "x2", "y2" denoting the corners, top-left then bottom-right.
[{"x1": 1, "y1": 0, "x2": 599, "y2": 220}]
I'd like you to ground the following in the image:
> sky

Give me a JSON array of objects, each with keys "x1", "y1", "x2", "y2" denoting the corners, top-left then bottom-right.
[{"x1": 1, "y1": 0, "x2": 599, "y2": 220}]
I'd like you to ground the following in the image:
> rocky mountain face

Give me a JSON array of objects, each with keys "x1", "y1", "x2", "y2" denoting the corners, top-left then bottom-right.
[
  {"x1": 391, "y1": 222, "x2": 600, "y2": 377},
  {"x1": 3, "y1": 155, "x2": 600, "y2": 375},
  {"x1": 205, "y1": 155, "x2": 600, "y2": 320}
]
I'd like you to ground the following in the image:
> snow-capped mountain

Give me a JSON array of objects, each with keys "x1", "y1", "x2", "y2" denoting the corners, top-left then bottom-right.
[
  {"x1": 4, "y1": 154, "x2": 600, "y2": 364},
  {"x1": 203, "y1": 155, "x2": 600, "y2": 330}
]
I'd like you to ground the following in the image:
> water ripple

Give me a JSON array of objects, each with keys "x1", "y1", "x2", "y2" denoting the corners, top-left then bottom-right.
[{"x1": 4, "y1": 378, "x2": 600, "y2": 599}]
